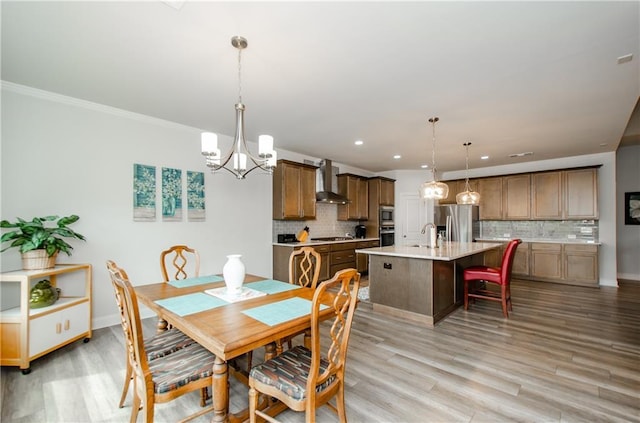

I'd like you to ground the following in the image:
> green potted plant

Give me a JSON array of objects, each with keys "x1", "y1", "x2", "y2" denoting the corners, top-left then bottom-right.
[{"x1": 0, "y1": 215, "x2": 86, "y2": 270}]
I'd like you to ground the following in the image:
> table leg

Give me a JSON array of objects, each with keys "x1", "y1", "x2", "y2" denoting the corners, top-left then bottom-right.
[
  {"x1": 156, "y1": 317, "x2": 169, "y2": 333},
  {"x1": 212, "y1": 356, "x2": 228, "y2": 423},
  {"x1": 303, "y1": 329, "x2": 311, "y2": 349}
]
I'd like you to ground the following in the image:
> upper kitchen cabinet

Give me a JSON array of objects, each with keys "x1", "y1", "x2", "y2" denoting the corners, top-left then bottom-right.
[
  {"x1": 440, "y1": 179, "x2": 479, "y2": 205},
  {"x1": 503, "y1": 174, "x2": 531, "y2": 220},
  {"x1": 369, "y1": 177, "x2": 395, "y2": 206},
  {"x1": 272, "y1": 160, "x2": 318, "y2": 220},
  {"x1": 477, "y1": 177, "x2": 503, "y2": 220},
  {"x1": 564, "y1": 168, "x2": 598, "y2": 219},
  {"x1": 337, "y1": 174, "x2": 369, "y2": 221},
  {"x1": 531, "y1": 168, "x2": 598, "y2": 220}
]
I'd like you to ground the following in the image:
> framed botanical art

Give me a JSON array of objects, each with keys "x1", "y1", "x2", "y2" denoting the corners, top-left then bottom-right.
[
  {"x1": 187, "y1": 170, "x2": 205, "y2": 221},
  {"x1": 625, "y1": 192, "x2": 640, "y2": 225},
  {"x1": 133, "y1": 163, "x2": 156, "y2": 221},
  {"x1": 162, "y1": 167, "x2": 182, "y2": 221}
]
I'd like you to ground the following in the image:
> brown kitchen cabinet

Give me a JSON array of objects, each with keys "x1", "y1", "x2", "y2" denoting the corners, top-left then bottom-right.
[
  {"x1": 369, "y1": 177, "x2": 395, "y2": 207},
  {"x1": 531, "y1": 243, "x2": 563, "y2": 280},
  {"x1": 564, "y1": 168, "x2": 598, "y2": 219},
  {"x1": 563, "y1": 244, "x2": 598, "y2": 286},
  {"x1": 477, "y1": 177, "x2": 503, "y2": 220},
  {"x1": 512, "y1": 242, "x2": 530, "y2": 277},
  {"x1": 503, "y1": 174, "x2": 531, "y2": 220},
  {"x1": 356, "y1": 240, "x2": 380, "y2": 273},
  {"x1": 337, "y1": 174, "x2": 369, "y2": 221},
  {"x1": 329, "y1": 242, "x2": 357, "y2": 277},
  {"x1": 531, "y1": 168, "x2": 598, "y2": 220},
  {"x1": 272, "y1": 160, "x2": 318, "y2": 220},
  {"x1": 439, "y1": 179, "x2": 479, "y2": 205}
]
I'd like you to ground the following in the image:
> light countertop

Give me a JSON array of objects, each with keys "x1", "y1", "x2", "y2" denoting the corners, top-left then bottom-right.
[
  {"x1": 355, "y1": 241, "x2": 503, "y2": 261},
  {"x1": 273, "y1": 237, "x2": 380, "y2": 247},
  {"x1": 476, "y1": 237, "x2": 601, "y2": 245}
]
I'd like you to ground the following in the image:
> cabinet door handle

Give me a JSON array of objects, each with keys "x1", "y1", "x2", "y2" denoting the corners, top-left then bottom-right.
[
  {"x1": 64, "y1": 320, "x2": 70, "y2": 331},
  {"x1": 56, "y1": 323, "x2": 62, "y2": 334}
]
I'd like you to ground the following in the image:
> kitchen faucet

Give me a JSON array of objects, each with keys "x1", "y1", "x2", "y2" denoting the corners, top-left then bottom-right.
[{"x1": 421, "y1": 222, "x2": 435, "y2": 234}]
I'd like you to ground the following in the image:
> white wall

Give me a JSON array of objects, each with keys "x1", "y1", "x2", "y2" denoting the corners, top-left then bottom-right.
[
  {"x1": 386, "y1": 153, "x2": 619, "y2": 286},
  {"x1": 1, "y1": 83, "x2": 274, "y2": 328},
  {"x1": 616, "y1": 144, "x2": 640, "y2": 281}
]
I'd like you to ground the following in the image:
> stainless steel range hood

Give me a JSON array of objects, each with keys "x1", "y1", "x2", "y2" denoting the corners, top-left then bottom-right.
[{"x1": 316, "y1": 159, "x2": 350, "y2": 204}]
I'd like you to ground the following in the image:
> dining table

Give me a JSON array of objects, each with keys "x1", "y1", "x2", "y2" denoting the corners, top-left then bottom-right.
[{"x1": 134, "y1": 273, "x2": 336, "y2": 423}]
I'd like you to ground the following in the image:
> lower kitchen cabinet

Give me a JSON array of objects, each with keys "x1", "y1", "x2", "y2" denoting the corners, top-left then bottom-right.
[
  {"x1": 329, "y1": 243, "x2": 357, "y2": 277},
  {"x1": 0, "y1": 264, "x2": 92, "y2": 373},
  {"x1": 531, "y1": 243, "x2": 563, "y2": 280},
  {"x1": 356, "y1": 240, "x2": 380, "y2": 273}
]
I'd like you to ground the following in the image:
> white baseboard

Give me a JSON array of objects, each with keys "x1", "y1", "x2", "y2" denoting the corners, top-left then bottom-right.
[{"x1": 617, "y1": 272, "x2": 640, "y2": 282}]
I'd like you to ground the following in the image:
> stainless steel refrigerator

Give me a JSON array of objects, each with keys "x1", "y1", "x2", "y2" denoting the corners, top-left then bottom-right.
[{"x1": 434, "y1": 204, "x2": 480, "y2": 243}]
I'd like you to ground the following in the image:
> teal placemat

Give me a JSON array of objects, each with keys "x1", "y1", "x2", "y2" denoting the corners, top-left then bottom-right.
[
  {"x1": 242, "y1": 297, "x2": 328, "y2": 326},
  {"x1": 245, "y1": 279, "x2": 301, "y2": 294},
  {"x1": 155, "y1": 292, "x2": 227, "y2": 316},
  {"x1": 168, "y1": 275, "x2": 223, "y2": 288}
]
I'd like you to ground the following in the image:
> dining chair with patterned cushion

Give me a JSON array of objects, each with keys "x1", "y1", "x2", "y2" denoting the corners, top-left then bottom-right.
[
  {"x1": 248, "y1": 268, "x2": 360, "y2": 423},
  {"x1": 106, "y1": 260, "x2": 215, "y2": 422},
  {"x1": 463, "y1": 239, "x2": 522, "y2": 317},
  {"x1": 281, "y1": 246, "x2": 322, "y2": 351}
]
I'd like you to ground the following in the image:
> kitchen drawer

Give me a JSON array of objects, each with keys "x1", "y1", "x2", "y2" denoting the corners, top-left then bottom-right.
[
  {"x1": 330, "y1": 250, "x2": 356, "y2": 265},
  {"x1": 356, "y1": 240, "x2": 379, "y2": 249},
  {"x1": 311, "y1": 244, "x2": 331, "y2": 254},
  {"x1": 330, "y1": 242, "x2": 357, "y2": 252}
]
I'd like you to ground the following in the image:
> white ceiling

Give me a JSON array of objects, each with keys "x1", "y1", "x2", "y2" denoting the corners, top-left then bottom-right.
[{"x1": 2, "y1": 1, "x2": 639, "y2": 173}]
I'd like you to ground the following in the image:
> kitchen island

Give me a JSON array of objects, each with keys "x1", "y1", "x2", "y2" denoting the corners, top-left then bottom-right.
[{"x1": 355, "y1": 242, "x2": 502, "y2": 326}]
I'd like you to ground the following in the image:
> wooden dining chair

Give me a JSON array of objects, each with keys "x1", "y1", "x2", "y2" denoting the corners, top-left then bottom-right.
[
  {"x1": 160, "y1": 244, "x2": 200, "y2": 282},
  {"x1": 248, "y1": 268, "x2": 361, "y2": 423},
  {"x1": 282, "y1": 247, "x2": 322, "y2": 350},
  {"x1": 463, "y1": 239, "x2": 522, "y2": 317},
  {"x1": 106, "y1": 260, "x2": 215, "y2": 422},
  {"x1": 107, "y1": 260, "x2": 199, "y2": 408}
]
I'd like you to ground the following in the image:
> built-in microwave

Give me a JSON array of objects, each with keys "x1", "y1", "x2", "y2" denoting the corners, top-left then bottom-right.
[{"x1": 379, "y1": 206, "x2": 394, "y2": 226}]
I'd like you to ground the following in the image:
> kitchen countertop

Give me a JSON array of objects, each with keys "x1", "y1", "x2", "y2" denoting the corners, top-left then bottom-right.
[
  {"x1": 273, "y1": 237, "x2": 380, "y2": 247},
  {"x1": 476, "y1": 237, "x2": 601, "y2": 245},
  {"x1": 355, "y1": 241, "x2": 503, "y2": 261}
]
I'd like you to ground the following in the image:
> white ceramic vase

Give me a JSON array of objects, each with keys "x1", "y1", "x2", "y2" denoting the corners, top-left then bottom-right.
[{"x1": 223, "y1": 254, "x2": 245, "y2": 295}]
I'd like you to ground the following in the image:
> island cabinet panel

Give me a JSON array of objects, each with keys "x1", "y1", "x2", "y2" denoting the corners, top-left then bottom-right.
[
  {"x1": 531, "y1": 243, "x2": 563, "y2": 280},
  {"x1": 368, "y1": 255, "x2": 432, "y2": 317},
  {"x1": 565, "y1": 168, "x2": 598, "y2": 220},
  {"x1": 432, "y1": 261, "x2": 456, "y2": 321},
  {"x1": 478, "y1": 177, "x2": 503, "y2": 220},
  {"x1": 503, "y1": 174, "x2": 531, "y2": 220},
  {"x1": 272, "y1": 160, "x2": 318, "y2": 220},
  {"x1": 531, "y1": 171, "x2": 564, "y2": 219}
]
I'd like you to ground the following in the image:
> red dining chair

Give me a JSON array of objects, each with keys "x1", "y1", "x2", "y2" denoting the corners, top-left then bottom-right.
[{"x1": 463, "y1": 239, "x2": 522, "y2": 318}]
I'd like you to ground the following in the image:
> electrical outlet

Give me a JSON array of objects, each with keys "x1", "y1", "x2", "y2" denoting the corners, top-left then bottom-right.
[
  {"x1": 568, "y1": 234, "x2": 577, "y2": 239},
  {"x1": 580, "y1": 227, "x2": 593, "y2": 234},
  {"x1": 503, "y1": 233, "x2": 511, "y2": 238}
]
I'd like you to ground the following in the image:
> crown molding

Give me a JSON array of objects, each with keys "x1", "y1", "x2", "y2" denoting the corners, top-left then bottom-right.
[{"x1": 1, "y1": 80, "x2": 199, "y2": 132}]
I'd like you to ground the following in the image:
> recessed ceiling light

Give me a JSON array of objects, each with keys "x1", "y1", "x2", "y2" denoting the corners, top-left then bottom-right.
[
  {"x1": 508, "y1": 152, "x2": 533, "y2": 158},
  {"x1": 354, "y1": 140, "x2": 364, "y2": 146},
  {"x1": 481, "y1": 155, "x2": 489, "y2": 160},
  {"x1": 421, "y1": 164, "x2": 429, "y2": 169},
  {"x1": 393, "y1": 155, "x2": 401, "y2": 159}
]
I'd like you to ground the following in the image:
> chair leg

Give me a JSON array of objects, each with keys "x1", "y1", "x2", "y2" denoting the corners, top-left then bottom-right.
[
  {"x1": 463, "y1": 280, "x2": 469, "y2": 310},
  {"x1": 246, "y1": 350, "x2": 253, "y2": 373},
  {"x1": 507, "y1": 284, "x2": 513, "y2": 311},
  {"x1": 119, "y1": 356, "x2": 132, "y2": 408},
  {"x1": 130, "y1": 392, "x2": 141, "y2": 423},
  {"x1": 199, "y1": 387, "x2": 208, "y2": 407},
  {"x1": 248, "y1": 387, "x2": 258, "y2": 423},
  {"x1": 501, "y1": 284, "x2": 509, "y2": 318},
  {"x1": 336, "y1": 384, "x2": 347, "y2": 423}
]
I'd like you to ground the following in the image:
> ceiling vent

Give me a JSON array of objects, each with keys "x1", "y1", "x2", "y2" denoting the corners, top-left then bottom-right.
[{"x1": 508, "y1": 152, "x2": 534, "y2": 158}]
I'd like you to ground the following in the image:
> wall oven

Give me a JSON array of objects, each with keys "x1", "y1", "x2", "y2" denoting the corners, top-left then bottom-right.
[
  {"x1": 380, "y1": 226, "x2": 395, "y2": 247},
  {"x1": 379, "y1": 206, "x2": 394, "y2": 227}
]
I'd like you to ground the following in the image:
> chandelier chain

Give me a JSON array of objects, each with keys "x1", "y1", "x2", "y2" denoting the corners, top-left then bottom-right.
[{"x1": 464, "y1": 142, "x2": 472, "y2": 190}]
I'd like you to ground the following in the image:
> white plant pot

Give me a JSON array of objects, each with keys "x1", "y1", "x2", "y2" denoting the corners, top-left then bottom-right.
[{"x1": 223, "y1": 254, "x2": 245, "y2": 295}]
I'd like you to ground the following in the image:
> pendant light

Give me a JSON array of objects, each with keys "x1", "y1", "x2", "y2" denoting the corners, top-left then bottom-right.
[
  {"x1": 200, "y1": 36, "x2": 277, "y2": 179},
  {"x1": 456, "y1": 142, "x2": 481, "y2": 205},
  {"x1": 420, "y1": 117, "x2": 449, "y2": 200}
]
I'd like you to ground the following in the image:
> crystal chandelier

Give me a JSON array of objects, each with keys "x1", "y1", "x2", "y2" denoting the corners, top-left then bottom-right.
[
  {"x1": 456, "y1": 142, "x2": 481, "y2": 205},
  {"x1": 201, "y1": 36, "x2": 277, "y2": 179},
  {"x1": 420, "y1": 117, "x2": 449, "y2": 200}
]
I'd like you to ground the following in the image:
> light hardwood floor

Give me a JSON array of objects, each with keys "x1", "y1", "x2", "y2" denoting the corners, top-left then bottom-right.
[{"x1": 2, "y1": 279, "x2": 639, "y2": 422}]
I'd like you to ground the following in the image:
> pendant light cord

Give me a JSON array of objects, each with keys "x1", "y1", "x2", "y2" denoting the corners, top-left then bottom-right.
[
  {"x1": 429, "y1": 117, "x2": 439, "y2": 181},
  {"x1": 237, "y1": 46, "x2": 243, "y2": 104},
  {"x1": 464, "y1": 142, "x2": 471, "y2": 191}
]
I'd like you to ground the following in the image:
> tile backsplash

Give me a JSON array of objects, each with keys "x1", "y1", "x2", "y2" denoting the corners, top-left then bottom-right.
[
  {"x1": 480, "y1": 220, "x2": 598, "y2": 242},
  {"x1": 272, "y1": 203, "x2": 363, "y2": 242}
]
